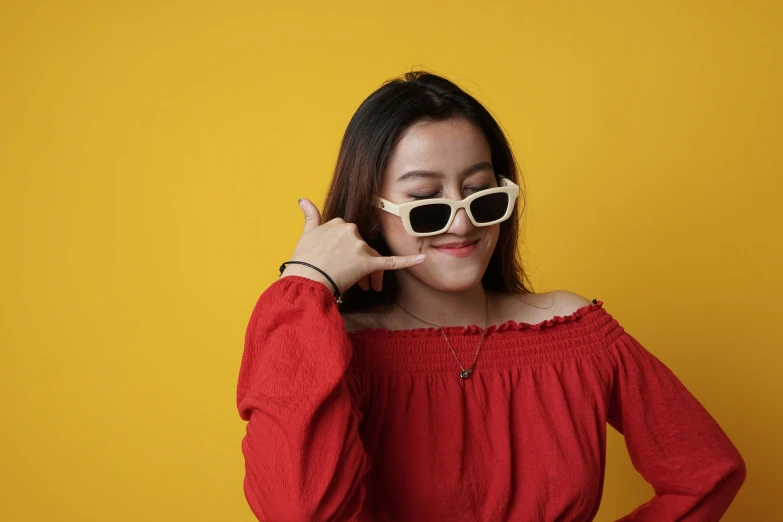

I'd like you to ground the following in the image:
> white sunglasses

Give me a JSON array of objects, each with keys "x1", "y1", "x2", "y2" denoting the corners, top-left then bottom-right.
[{"x1": 376, "y1": 176, "x2": 520, "y2": 237}]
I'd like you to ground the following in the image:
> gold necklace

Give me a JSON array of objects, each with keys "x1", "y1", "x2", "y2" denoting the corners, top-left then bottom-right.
[{"x1": 395, "y1": 292, "x2": 489, "y2": 380}]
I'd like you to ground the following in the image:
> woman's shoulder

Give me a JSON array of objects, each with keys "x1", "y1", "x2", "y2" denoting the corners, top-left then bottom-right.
[
  {"x1": 546, "y1": 289, "x2": 595, "y2": 313},
  {"x1": 495, "y1": 289, "x2": 595, "y2": 325},
  {"x1": 342, "y1": 311, "x2": 385, "y2": 333}
]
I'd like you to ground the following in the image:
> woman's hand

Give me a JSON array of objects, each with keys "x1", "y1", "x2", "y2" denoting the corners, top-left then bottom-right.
[{"x1": 280, "y1": 199, "x2": 426, "y2": 293}]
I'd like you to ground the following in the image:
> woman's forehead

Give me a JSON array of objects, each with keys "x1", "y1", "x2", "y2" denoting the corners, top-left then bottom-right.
[{"x1": 386, "y1": 118, "x2": 492, "y2": 182}]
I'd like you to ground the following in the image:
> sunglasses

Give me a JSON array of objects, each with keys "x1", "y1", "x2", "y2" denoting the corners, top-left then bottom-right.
[{"x1": 376, "y1": 176, "x2": 520, "y2": 237}]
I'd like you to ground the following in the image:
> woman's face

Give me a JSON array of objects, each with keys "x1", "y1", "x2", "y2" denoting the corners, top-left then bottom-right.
[{"x1": 379, "y1": 117, "x2": 500, "y2": 293}]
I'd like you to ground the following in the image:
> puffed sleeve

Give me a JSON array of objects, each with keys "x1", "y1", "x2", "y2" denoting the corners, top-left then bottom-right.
[
  {"x1": 237, "y1": 276, "x2": 370, "y2": 521},
  {"x1": 604, "y1": 329, "x2": 746, "y2": 521}
]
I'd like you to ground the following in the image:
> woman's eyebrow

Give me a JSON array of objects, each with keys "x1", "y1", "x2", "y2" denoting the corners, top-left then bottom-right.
[{"x1": 396, "y1": 161, "x2": 494, "y2": 184}]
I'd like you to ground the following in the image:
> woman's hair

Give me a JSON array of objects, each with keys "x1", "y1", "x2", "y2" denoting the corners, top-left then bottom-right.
[{"x1": 323, "y1": 71, "x2": 535, "y2": 313}]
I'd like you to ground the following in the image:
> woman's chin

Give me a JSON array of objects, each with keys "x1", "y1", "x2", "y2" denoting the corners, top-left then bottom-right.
[{"x1": 424, "y1": 269, "x2": 486, "y2": 293}]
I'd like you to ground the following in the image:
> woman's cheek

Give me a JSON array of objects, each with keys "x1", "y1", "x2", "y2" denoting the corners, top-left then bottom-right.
[
  {"x1": 484, "y1": 227, "x2": 500, "y2": 258},
  {"x1": 379, "y1": 214, "x2": 416, "y2": 255}
]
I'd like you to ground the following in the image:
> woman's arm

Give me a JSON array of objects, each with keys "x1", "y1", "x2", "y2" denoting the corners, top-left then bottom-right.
[
  {"x1": 237, "y1": 276, "x2": 370, "y2": 521},
  {"x1": 605, "y1": 331, "x2": 746, "y2": 521}
]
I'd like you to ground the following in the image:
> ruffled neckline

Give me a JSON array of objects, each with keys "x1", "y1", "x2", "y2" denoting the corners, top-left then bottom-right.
[{"x1": 348, "y1": 299, "x2": 604, "y2": 339}]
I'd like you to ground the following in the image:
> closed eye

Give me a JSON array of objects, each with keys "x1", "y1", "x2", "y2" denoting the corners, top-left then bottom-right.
[
  {"x1": 409, "y1": 193, "x2": 439, "y2": 201},
  {"x1": 409, "y1": 185, "x2": 490, "y2": 201}
]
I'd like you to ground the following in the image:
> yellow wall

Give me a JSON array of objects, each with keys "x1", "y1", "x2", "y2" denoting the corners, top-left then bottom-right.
[{"x1": 1, "y1": 1, "x2": 780, "y2": 520}]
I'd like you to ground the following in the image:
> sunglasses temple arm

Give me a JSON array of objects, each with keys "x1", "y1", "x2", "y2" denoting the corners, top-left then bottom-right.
[{"x1": 378, "y1": 198, "x2": 401, "y2": 216}]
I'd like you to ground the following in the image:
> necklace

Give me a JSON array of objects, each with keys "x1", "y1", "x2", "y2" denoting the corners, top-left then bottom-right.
[{"x1": 395, "y1": 292, "x2": 489, "y2": 380}]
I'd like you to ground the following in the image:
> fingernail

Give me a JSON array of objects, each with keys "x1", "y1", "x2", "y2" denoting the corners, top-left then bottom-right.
[
  {"x1": 298, "y1": 198, "x2": 304, "y2": 209},
  {"x1": 414, "y1": 254, "x2": 426, "y2": 261}
]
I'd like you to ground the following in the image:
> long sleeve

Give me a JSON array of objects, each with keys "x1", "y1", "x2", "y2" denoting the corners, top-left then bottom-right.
[
  {"x1": 237, "y1": 276, "x2": 370, "y2": 521},
  {"x1": 604, "y1": 331, "x2": 746, "y2": 521}
]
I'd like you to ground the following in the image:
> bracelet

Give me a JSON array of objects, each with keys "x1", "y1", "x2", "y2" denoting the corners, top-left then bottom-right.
[{"x1": 279, "y1": 261, "x2": 343, "y2": 304}]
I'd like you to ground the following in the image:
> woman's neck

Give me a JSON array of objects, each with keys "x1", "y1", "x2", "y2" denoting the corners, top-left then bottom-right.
[{"x1": 392, "y1": 272, "x2": 490, "y2": 328}]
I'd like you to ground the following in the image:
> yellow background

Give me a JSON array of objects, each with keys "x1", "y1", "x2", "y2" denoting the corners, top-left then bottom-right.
[{"x1": 1, "y1": 1, "x2": 780, "y2": 520}]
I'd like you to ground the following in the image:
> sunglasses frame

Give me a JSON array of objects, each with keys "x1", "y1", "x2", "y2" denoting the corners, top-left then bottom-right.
[{"x1": 376, "y1": 176, "x2": 520, "y2": 237}]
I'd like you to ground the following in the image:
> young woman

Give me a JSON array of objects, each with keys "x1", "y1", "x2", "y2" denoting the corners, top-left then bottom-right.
[{"x1": 236, "y1": 72, "x2": 746, "y2": 521}]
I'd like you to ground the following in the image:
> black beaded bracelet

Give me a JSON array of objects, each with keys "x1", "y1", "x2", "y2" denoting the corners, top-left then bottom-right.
[{"x1": 279, "y1": 261, "x2": 343, "y2": 304}]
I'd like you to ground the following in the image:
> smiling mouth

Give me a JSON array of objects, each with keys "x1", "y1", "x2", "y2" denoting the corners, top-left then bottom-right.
[
  {"x1": 431, "y1": 239, "x2": 480, "y2": 257},
  {"x1": 432, "y1": 239, "x2": 480, "y2": 249}
]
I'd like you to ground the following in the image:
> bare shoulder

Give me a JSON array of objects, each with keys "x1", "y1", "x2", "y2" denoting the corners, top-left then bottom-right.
[
  {"x1": 548, "y1": 289, "x2": 594, "y2": 316},
  {"x1": 497, "y1": 289, "x2": 593, "y2": 324},
  {"x1": 341, "y1": 313, "x2": 366, "y2": 333},
  {"x1": 341, "y1": 311, "x2": 386, "y2": 333}
]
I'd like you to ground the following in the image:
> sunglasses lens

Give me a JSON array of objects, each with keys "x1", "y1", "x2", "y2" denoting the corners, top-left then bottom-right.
[
  {"x1": 470, "y1": 192, "x2": 510, "y2": 223},
  {"x1": 409, "y1": 203, "x2": 452, "y2": 233}
]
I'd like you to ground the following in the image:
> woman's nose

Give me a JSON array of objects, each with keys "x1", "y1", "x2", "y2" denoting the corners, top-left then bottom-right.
[{"x1": 446, "y1": 207, "x2": 475, "y2": 236}]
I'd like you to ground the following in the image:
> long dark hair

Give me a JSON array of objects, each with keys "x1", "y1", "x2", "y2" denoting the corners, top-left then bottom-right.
[{"x1": 323, "y1": 71, "x2": 535, "y2": 313}]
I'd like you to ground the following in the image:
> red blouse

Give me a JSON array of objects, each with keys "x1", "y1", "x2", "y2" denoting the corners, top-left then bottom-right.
[{"x1": 237, "y1": 276, "x2": 746, "y2": 521}]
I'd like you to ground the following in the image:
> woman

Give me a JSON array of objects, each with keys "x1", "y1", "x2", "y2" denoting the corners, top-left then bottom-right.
[{"x1": 236, "y1": 72, "x2": 746, "y2": 521}]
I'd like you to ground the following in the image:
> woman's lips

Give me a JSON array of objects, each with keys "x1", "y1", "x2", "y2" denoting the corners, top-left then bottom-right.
[{"x1": 431, "y1": 239, "x2": 480, "y2": 257}]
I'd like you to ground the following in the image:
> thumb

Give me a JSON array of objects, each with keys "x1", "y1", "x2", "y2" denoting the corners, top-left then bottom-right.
[{"x1": 299, "y1": 198, "x2": 322, "y2": 232}]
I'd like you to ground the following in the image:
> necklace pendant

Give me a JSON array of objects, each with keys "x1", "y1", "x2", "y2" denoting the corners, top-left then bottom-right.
[{"x1": 459, "y1": 369, "x2": 473, "y2": 379}]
